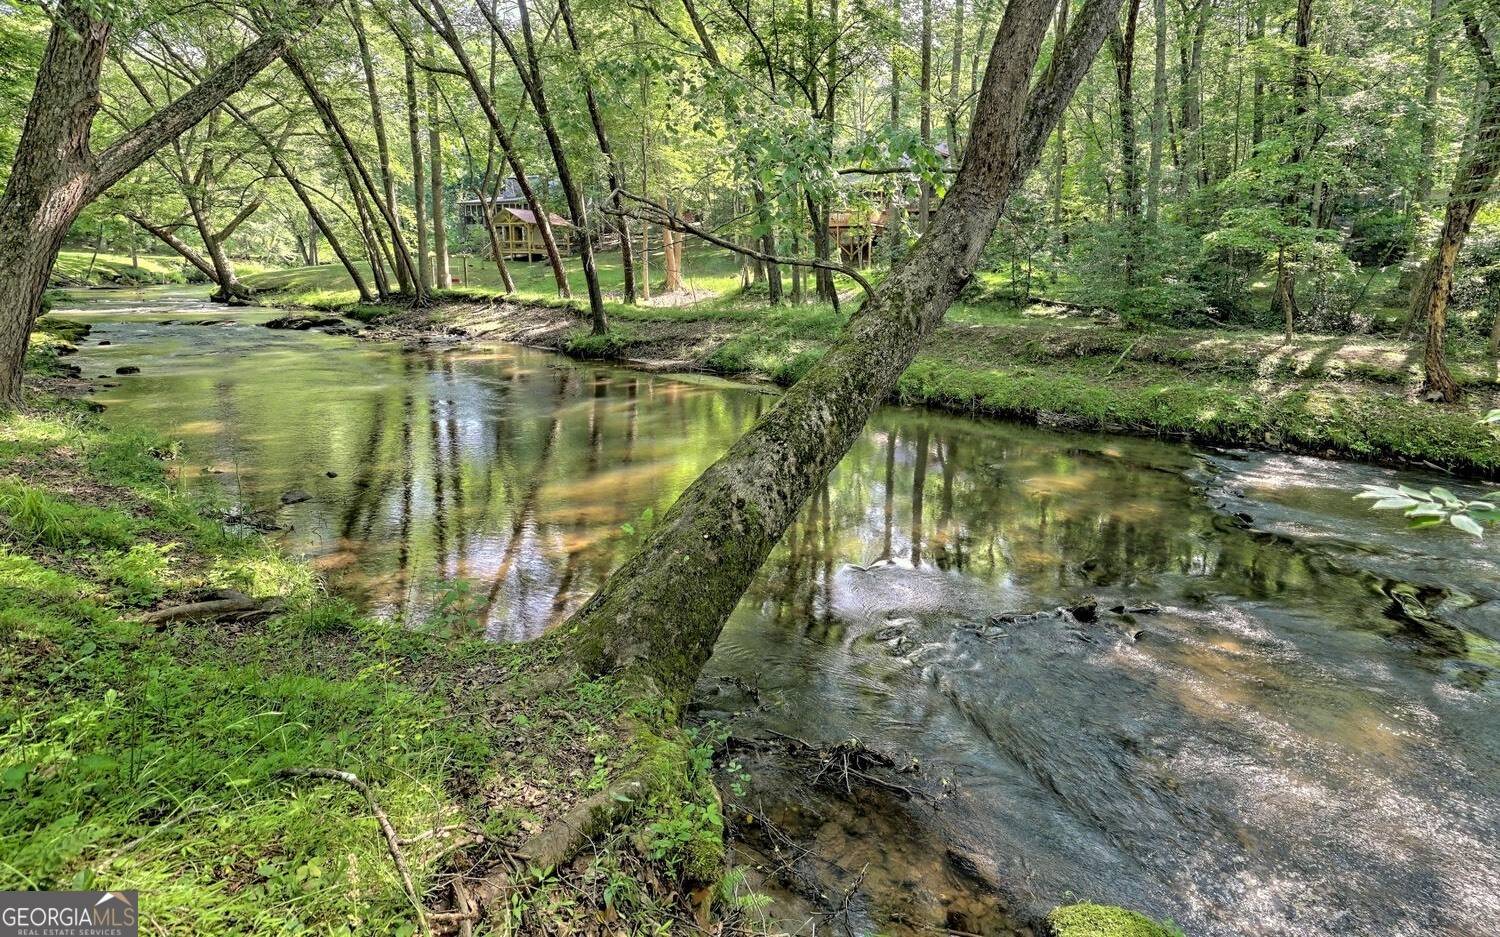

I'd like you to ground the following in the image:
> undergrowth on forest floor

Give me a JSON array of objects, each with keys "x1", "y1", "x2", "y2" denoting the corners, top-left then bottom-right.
[{"x1": 0, "y1": 342, "x2": 743, "y2": 935}]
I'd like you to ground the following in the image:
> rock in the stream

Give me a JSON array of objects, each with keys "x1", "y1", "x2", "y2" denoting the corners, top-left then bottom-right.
[
  {"x1": 1066, "y1": 596, "x2": 1098, "y2": 622},
  {"x1": 97, "y1": 340, "x2": 111, "y2": 346},
  {"x1": 279, "y1": 489, "x2": 311, "y2": 506},
  {"x1": 324, "y1": 471, "x2": 338, "y2": 478},
  {"x1": 114, "y1": 365, "x2": 139, "y2": 375},
  {"x1": 263, "y1": 314, "x2": 345, "y2": 331}
]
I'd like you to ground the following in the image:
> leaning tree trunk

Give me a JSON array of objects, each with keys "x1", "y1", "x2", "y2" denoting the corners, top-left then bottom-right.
[
  {"x1": 223, "y1": 101, "x2": 376, "y2": 302},
  {"x1": 417, "y1": 0, "x2": 573, "y2": 299},
  {"x1": 503, "y1": 0, "x2": 608, "y2": 333},
  {"x1": 559, "y1": 0, "x2": 636, "y2": 304},
  {"x1": 558, "y1": 0, "x2": 1121, "y2": 697},
  {"x1": 350, "y1": 0, "x2": 410, "y2": 295},
  {"x1": 0, "y1": 0, "x2": 334, "y2": 407},
  {"x1": 125, "y1": 212, "x2": 219, "y2": 282},
  {"x1": 1411, "y1": 13, "x2": 1500, "y2": 403}
]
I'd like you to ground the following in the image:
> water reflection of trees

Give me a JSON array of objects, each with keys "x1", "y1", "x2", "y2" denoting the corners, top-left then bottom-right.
[{"x1": 138, "y1": 338, "x2": 1396, "y2": 645}]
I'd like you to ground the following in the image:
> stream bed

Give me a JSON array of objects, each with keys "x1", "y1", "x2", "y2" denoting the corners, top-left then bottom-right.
[{"x1": 56, "y1": 287, "x2": 1500, "y2": 936}]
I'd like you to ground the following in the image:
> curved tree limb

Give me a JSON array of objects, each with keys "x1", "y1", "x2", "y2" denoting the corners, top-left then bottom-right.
[{"x1": 606, "y1": 190, "x2": 875, "y2": 297}]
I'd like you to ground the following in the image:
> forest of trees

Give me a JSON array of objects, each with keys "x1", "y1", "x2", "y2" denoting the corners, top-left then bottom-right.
[{"x1": 4, "y1": 0, "x2": 1500, "y2": 407}]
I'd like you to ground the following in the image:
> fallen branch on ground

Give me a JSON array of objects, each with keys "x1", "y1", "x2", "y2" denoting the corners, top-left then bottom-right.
[
  {"x1": 141, "y1": 591, "x2": 265, "y2": 624},
  {"x1": 277, "y1": 767, "x2": 430, "y2": 936}
]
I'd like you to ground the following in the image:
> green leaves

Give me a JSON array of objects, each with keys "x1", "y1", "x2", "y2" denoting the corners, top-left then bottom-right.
[{"x1": 1355, "y1": 483, "x2": 1496, "y2": 538}]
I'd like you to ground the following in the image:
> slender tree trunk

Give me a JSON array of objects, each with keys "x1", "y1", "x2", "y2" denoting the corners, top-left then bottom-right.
[
  {"x1": 946, "y1": 0, "x2": 967, "y2": 156},
  {"x1": 1412, "y1": 15, "x2": 1500, "y2": 402},
  {"x1": 420, "y1": 0, "x2": 571, "y2": 298},
  {"x1": 886, "y1": 0, "x2": 906, "y2": 263},
  {"x1": 1147, "y1": 0, "x2": 1166, "y2": 223},
  {"x1": 405, "y1": 50, "x2": 434, "y2": 291},
  {"x1": 287, "y1": 52, "x2": 425, "y2": 301},
  {"x1": 125, "y1": 213, "x2": 218, "y2": 282},
  {"x1": 1417, "y1": 0, "x2": 1450, "y2": 206},
  {"x1": 223, "y1": 100, "x2": 374, "y2": 301},
  {"x1": 1111, "y1": 0, "x2": 1142, "y2": 286},
  {"x1": 560, "y1": 0, "x2": 635, "y2": 303},
  {"x1": 427, "y1": 33, "x2": 451, "y2": 289},
  {"x1": 1251, "y1": 5, "x2": 1265, "y2": 148},
  {"x1": 500, "y1": 0, "x2": 607, "y2": 332},
  {"x1": 0, "y1": 0, "x2": 332, "y2": 406},
  {"x1": 350, "y1": 0, "x2": 410, "y2": 294},
  {"x1": 557, "y1": 0, "x2": 1120, "y2": 694},
  {"x1": 919, "y1": 0, "x2": 934, "y2": 232}
]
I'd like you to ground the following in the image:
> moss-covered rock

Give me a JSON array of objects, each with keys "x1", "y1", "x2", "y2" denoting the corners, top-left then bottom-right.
[{"x1": 1047, "y1": 902, "x2": 1183, "y2": 937}]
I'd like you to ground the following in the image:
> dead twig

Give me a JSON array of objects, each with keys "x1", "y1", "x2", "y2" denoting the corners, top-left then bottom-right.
[{"x1": 277, "y1": 767, "x2": 429, "y2": 936}]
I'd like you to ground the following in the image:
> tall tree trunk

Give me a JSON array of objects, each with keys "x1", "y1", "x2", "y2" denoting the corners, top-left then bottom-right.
[
  {"x1": 1251, "y1": 4, "x2": 1265, "y2": 148},
  {"x1": 1110, "y1": 0, "x2": 1142, "y2": 286},
  {"x1": 560, "y1": 0, "x2": 636, "y2": 304},
  {"x1": 946, "y1": 0, "x2": 967, "y2": 156},
  {"x1": 223, "y1": 100, "x2": 374, "y2": 301},
  {"x1": 1417, "y1": 0, "x2": 1450, "y2": 206},
  {"x1": 350, "y1": 0, "x2": 410, "y2": 294},
  {"x1": 419, "y1": 0, "x2": 571, "y2": 298},
  {"x1": 886, "y1": 0, "x2": 906, "y2": 263},
  {"x1": 1147, "y1": 0, "x2": 1166, "y2": 222},
  {"x1": 427, "y1": 32, "x2": 451, "y2": 289},
  {"x1": 426, "y1": 77, "x2": 447, "y2": 286},
  {"x1": 495, "y1": 0, "x2": 608, "y2": 332},
  {"x1": 405, "y1": 50, "x2": 434, "y2": 291},
  {"x1": 1174, "y1": 0, "x2": 1207, "y2": 196},
  {"x1": 1273, "y1": 0, "x2": 1313, "y2": 333},
  {"x1": 287, "y1": 52, "x2": 426, "y2": 301},
  {"x1": 1412, "y1": 15, "x2": 1500, "y2": 402},
  {"x1": 1050, "y1": 0, "x2": 1070, "y2": 237},
  {"x1": 919, "y1": 0, "x2": 934, "y2": 232},
  {"x1": 557, "y1": 0, "x2": 1120, "y2": 694},
  {"x1": 0, "y1": 0, "x2": 333, "y2": 406}
]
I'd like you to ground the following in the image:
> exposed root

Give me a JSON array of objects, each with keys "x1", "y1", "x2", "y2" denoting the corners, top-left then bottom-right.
[{"x1": 458, "y1": 775, "x2": 650, "y2": 922}]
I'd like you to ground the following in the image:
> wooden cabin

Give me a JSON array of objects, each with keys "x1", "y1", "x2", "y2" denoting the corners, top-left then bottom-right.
[
  {"x1": 828, "y1": 209, "x2": 886, "y2": 267},
  {"x1": 493, "y1": 207, "x2": 574, "y2": 259}
]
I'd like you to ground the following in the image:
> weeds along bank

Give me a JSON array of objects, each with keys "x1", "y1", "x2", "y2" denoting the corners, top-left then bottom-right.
[
  {"x1": 0, "y1": 321, "x2": 738, "y2": 934},
  {"x1": 248, "y1": 274, "x2": 1500, "y2": 478}
]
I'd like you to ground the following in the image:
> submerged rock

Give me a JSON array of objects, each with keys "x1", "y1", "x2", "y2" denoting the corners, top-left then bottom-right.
[
  {"x1": 115, "y1": 365, "x2": 140, "y2": 375},
  {"x1": 279, "y1": 489, "x2": 311, "y2": 506},
  {"x1": 263, "y1": 314, "x2": 345, "y2": 331}
]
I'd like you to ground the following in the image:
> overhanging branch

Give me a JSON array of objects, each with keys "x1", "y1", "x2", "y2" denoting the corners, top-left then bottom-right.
[{"x1": 606, "y1": 190, "x2": 874, "y2": 298}]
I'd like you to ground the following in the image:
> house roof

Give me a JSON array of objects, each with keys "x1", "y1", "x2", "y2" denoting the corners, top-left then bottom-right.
[{"x1": 501, "y1": 207, "x2": 574, "y2": 228}]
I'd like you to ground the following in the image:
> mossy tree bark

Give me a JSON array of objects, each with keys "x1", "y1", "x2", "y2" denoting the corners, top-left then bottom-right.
[
  {"x1": 0, "y1": 0, "x2": 334, "y2": 407},
  {"x1": 1411, "y1": 14, "x2": 1500, "y2": 402},
  {"x1": 559, "y1": 0, "x2": 1123, "y2": 697}
]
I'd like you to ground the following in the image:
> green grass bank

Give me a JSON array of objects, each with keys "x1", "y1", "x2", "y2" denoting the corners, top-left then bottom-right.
[{"x1": 246, "y1": 250, "x2": 1500, "y2": 477}]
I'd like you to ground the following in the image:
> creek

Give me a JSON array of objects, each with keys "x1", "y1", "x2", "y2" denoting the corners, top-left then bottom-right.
[{"x1": 56, "y1": 287, "x2": 1500, "y2": 936}]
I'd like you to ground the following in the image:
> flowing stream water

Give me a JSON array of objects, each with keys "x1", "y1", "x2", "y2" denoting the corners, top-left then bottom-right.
[{"x1": 55, "y1": 288, "x2": 1500, "y2": 936}]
